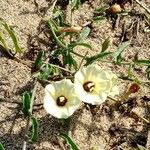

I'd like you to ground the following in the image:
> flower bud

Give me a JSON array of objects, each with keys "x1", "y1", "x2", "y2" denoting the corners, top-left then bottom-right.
[
  {"x1": 108, "y1": 4, "x2": 122, "y2": 14},
  {"x1": 128, "y1": 83, "x2": 140, "y2": 93}
]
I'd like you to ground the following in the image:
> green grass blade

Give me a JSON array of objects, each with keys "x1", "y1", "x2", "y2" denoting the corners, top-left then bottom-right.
[
  {"x1": 0, "y1": 143, "x2": 5, "y2": 150},
  {"x1": 0, "y1": 32, "x2": 8, "y2": 49},
  {"x1": 127, "y1": 64, "x2": 133, "y2": 79},
  {"x1": 146, "y1": 66, "x2": 150, "y2": 80},
  {"x1": 85, "y1": 52, "x2": 112, "y2": 66},
  {"x1": 48, "y1": 20, "x2": 67, "y2": 49},
  {"x1": 112, "y1": 42, "x2": 130, "y2": 63},
  {"x1": 135, "y1": 59, "x2": 150, "y2": 66},
  {"x1": 22, "y1": 92, "x2": 31, "y2": 116},
  {"x1": 101, "y1": 38, "x2": 110, "y2": 52},
  {"x1": 70, "y1": 42, "x2": 92, "y2": 49},
  {"x1": 70, "y1": 0, "x2": 81, "y2": 9},
  {"x1": 2, "y1": 22, "x2": 22, "y2": 53},
  {"x1": 30, "y1": 116, "x2": 39, "y2": 142},
  {"x1": 60, "y1": 133, "x2": 79, "y2": 150},
  {"x1": 93, "y1": 16, "x2": 106, "y2": 21}
]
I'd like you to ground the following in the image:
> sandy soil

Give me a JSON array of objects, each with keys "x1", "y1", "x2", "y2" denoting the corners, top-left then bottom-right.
[{"x1": 0, "y1": 0, "x2": 150, "y2": 150}]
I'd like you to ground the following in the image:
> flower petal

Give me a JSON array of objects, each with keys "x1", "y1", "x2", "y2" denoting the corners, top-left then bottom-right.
[
  {"x1": 74, "y1": 64, "x2": 119, "y2": 105},
  {"x1": 43, "y1": 79, "x2": 81, "y2": 119}
]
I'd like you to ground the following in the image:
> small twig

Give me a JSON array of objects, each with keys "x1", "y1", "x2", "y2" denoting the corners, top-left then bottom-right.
[
  {"x1": 22, "y1": 80, "x2": 38, "y2": 150},
  {"x1": 107, "y1": 96, "x2": 118, "y2": 102},
  {"x1": 50, "y1": 63, "x2": 74, "y2": 74},
  {"x1": 78, "y1": 51, "x2": 88, "y2": 70},
  {"x1": 131, "y1": 111, "x2": 150, "y2": 124},
  {"x1": 135, "y1": 0, "x2": 150, "y2": 14},
  {"x1": 114, "y1": 15, "x2": 120, "y2": 29},
  {"x1": 82, "y1": 21, "x2": 92, "y2": 27}
]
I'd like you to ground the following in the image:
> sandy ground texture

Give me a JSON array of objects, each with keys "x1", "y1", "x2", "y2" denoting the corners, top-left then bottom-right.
[{"x1": 0, "y1": 0, "x2": 150, "y2": 150}]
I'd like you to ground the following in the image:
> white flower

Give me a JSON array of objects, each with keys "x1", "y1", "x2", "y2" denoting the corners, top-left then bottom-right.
[
  {"x1": 74, "y1": 64, "x2": 119, "y2": 105},
  {"x1": 44, "y1": 79, "x2": 81, "y2": 119}
]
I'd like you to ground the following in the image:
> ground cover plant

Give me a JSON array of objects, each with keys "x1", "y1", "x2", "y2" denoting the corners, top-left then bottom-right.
[{"x1": 0, "y1": 0, "x2": 150, "y2": 150}]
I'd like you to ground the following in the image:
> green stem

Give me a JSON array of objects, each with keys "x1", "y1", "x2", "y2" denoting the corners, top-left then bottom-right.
[
  {"x1": 22, "y1": 80, "x2": 38, "y2": 150},
  {"x1": 71, "y1": 51, "x2": 84, "y2": 58},
  {"x1": 48, "y1": 20, "x2": 67, "y2": 49}
]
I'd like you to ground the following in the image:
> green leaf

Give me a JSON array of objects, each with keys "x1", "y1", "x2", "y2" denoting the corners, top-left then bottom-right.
[
  {"x1": 48, "y1": 20, "x2": 67, "y2": 49},
  {"x1": 146, "y1": 66, "x2": 150, "y2": 80},
  {"x1": 135, "y1": 59, "x2": 150, "y2": 66},
  {"x1": 112, "y1": 42, "x2": 130, "y2": 64},
  {"x1": 0, "y1": 143, "x2": 5, "y2": 150},
  {"x1": 70, "y1": 42, "x2": 92, "y2": 49},
  {"x1": 127, "y1": 64, "x2": 133, "y2": 79},
  {"x1": 39, "y1": 64, "x2": 54, "y2": 80},
  {"x1": 75, "y1": 42, "x2": 92, "y2": 49},
  {"x1": 52, "y1": 48, "x2": 64, "y2": 57},
  {"x1": 53, "y1": 9, "x2": 63, "y2": 19},
  {"x1": 22, "y1": 92, "x2": 31, "y2": 116},
  {"x1": 77, "y1": 27, "x2": 90, "y2": 42},
  {"x1": 30, "y1": 116, "x2": 39, "y2": 142},
  {"x1": 63, "y1": 52, "x2": 78, "y2": 70},
  {"x1": 93, "y1": 16, "x2": 106, "y2": 21},
  {"x1": 60, "y1": 133, "x2": 79, "y2": 150},
  {"x1": 0, "y1": 32, "x2": 8, "y2": 49},
  {"x1": 137, "y1": 144, "x2": 146, "y2": 150},
  {"x1": 70, "y1": 0, "x2": 81, "y2": 9},
  {"x1": 34, "y1": 50, "x2": 44, "y2": 67},
  {"x1": 37, "y1": 63, "x2": 59, "y2": 80},
  {"x1": 1, "y1": 22, "x2": 22, "y2": 53},
  {"x1": 101, "y1": 38, "x2": 110, "y2": 52},
  {"x1": 85, "y1": 52, "x2": 112, "y2": 66},
  {"x1": 94, "y1": 5, "x2": 108, "y2": 14}
]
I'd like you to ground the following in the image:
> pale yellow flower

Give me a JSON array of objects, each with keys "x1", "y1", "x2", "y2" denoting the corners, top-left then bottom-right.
[
  {"x1": 44, "y1": 79, "x2": 81, "y2": 119},
  {"x1": 74, "y1": 64, "x2": 119, "y2": 105}
]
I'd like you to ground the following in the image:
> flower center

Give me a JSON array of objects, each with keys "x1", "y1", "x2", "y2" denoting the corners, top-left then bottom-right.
[
  {"x1": 83, "y1": 81, "x2": 95, "y2": 92},
  {"x1": 56, "y1": 95, "x2": 67, "y2": 107}
]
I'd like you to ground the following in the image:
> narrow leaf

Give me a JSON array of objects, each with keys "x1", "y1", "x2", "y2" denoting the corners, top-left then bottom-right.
[
  {"x1": 0, "y1": 143, "x2": 5, "y2": 150},
  {"x1": 94, "y1": 5, "x2": 108, "y2": 13},
  {"x1": 77, "y1": 27, "x2": 90, "y2": 42},
  {"x1": 101, "y1": 38, "x2": 110, "y2": 52},
  {"x1": 39, "y1": 64, "x2": 53, "y2": 80},
  {"x1": 70, "y1": 42, "x2": 92, "y2": 49},
  {"x1": 30, "y1": 116, "x2": 39, "y2": 142},
  {"x1": 22, "y1": 92, "x2": 31, "y2": 116},
  {"x1": 60, "y1": 133, "x2": 79, "y2": 150},
  {"x1": 135, "y1": 59, "x2": 150, "y2": 66},
  {"x1": 34, "y1": 50, "x2": 44, "y2": 67},
  {"x1": 146, "y1": 66, "x2": 150, "y2": 80},
  {"x1": 112, "y1": 42, "x2": 130, "y2": 64},
  {"x1": 93, "y1": 16, "x2": 106, "y2": 21},
  {"x1": 137, "y1": 144, "x2": 146, "y2": 150},
  {"x1": 85, "y1": 52, "x2": 112, "y2": 66},
  {"x1": 127, "y1": 64, "x2": 133, "y2": 79},
  {"x1": 70, "y1": 0, "x2": 81, "y2": 9},
  {"x1": 2, "y1": 22, "x2": 22, "y2": 53},
  {"x1": 63, "y1": 52, "x2": 78, "y2": 70},
  {"x1": 48, "y1": 20, "x2": 67, "y2": 49},
  {"x1": 0, "y1": 32, "x2": 8, "y2": 49}
]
